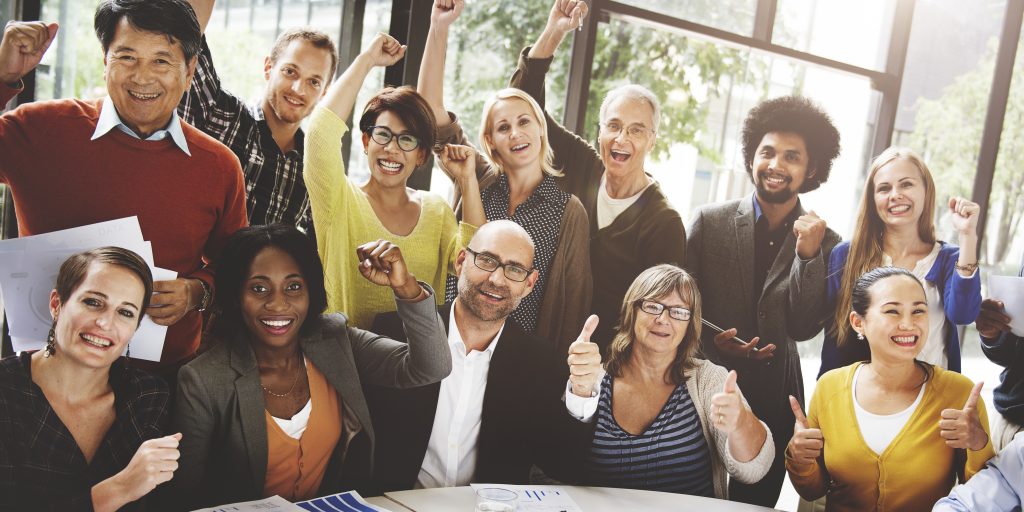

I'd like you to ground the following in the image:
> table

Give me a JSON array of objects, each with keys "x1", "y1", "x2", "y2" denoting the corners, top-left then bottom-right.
[{"x1": 371, "y1": 485, "x2": 781, "y2": 511}]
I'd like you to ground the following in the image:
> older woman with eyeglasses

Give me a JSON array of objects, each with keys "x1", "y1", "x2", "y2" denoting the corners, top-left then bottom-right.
[
  {"x1": 546, "y1": 264, "x2": 773, "y2": 499},
  {"x1": 304, "y1": 32, "x2": 484, "y2": 328}
]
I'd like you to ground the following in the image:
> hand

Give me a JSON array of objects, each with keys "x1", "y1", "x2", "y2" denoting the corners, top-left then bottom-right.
[
  {"x1": 545, "y1": 0, "x2": 589, "y2": 35},
  {"x1": 114, "y1": 433, "x2": 181, "y2": 503},
  {"x1": 793, "y1": 210, "x2": 826, "y2": 260},
  {"x1": 438, "y1": 144, "x2": 477, "y2": 182},
  {"x1": 787, "y1": 396, "x2": 823, "y2": 465},
  {"x1": 939, "y1": 381, "x2": 989, "y2": 451},
  {"x1": 362, "y1": 32, "x2": 406, "y2": 68},
  {"x1": 356, "y1": 240, "x2": 421, "y2": 299},
  {"x1": 430, "y1": 0, "x2": 464, "y2": 29},
  {"x1": 713, "y1": 328, "x2": 775, "y2": 360},
  {"x1": 567, "y1": 315, "x2": 601, "y2": 398},
  {"x1": 976, "y1": 299, "x2": 1011, "y2": 339},
  {"x1": 0, "y1": 21, "x2": 58, "y2": 84},
  {"x1": 948, "y1": 197, "x2": 980, "y2": 237},
  {"x1": 147, "y1": 278, "x2": 200, "y2": 326},
  {"x1": 710, "y1": 370, "x2": 749, "y2": 434}
]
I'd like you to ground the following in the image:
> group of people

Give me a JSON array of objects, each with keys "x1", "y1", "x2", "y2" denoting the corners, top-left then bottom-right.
[{"x1": 0, "y1": 0, "x2": 1021, "y2": 510}]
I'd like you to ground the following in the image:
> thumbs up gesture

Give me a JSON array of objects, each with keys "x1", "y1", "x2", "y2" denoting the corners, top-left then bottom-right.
[
  {"x1": 787, "y1": 395, "x2": 823, "y2": 465},
  {"x1": 939, "y1": 381, "x2": 988, "y2": 451},
  {"x1": 710, "y1": 370, "x2": 750, "y2": 434},
  {"x1": 793, "y1": 210, "x2": 827, "y2": 260},
  {"x1": 567, "y1": 315, "x2": 601, "y2": 398}
]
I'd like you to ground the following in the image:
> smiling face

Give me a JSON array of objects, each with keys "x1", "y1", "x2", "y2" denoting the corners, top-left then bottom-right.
[
  {"x1": 455, "y1": 223, "x2": 537, "y2": 322},
  {"x1": 484, "y1": 98, "x2": 544, "y2": 173},
  {"x1": 852, "y1": 274, "x2": 929, "y2": 363},
  {"x1": 103, "y1": 18, "x2": 196, "y2": 138},
  {"x1": 632, "y1": 290, "x2": 690, "y2": 357},
  {"x1": 750, "y1": 131, "x2": 812, "y2": 204},
  {"x1": 263, "y1": 39, "x2": 333, "y2": 126},
  {"x1": 361, "y1": 110, "x2": 427, "y2": 189},
  {"x1": 49, "y1": 262, "x2": 145, "y2": 369},
  {"x1": 241, "y1": 246, "x2": 310, "y2": 350},
  {"x1": 872, "y1": 158, "x2": 929, "y2": 230},
  {"x1": 598, "y1": 96, "x2": 656, "y2": 179}
]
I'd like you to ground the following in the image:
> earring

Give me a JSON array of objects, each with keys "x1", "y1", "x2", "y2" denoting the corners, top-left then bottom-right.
[
  {"x1": 44, "y1": 321, "x2": 56, "y2": 357},
  {"x1": 856, "y1": 332, "x2": 865, "y2": 341},
  {"x1": 363, "y1": 147, "x2": 368, "y2": 155},
  {"x1": 125, "y1": 343, "x2": 131, "y2": 361}
]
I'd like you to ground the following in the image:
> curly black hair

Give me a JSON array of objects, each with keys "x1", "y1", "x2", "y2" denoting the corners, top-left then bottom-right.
[{"x1": 741, "y1": 96, "x2": 841, "y2": 193}]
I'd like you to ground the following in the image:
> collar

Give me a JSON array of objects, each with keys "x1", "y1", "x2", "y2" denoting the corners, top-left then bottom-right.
[
  {"x1": 251, "y1": 102, "x2": 304, "y2": 155},
  {"x1": 448, "y1": 303, "x2": 504, "y2": 357},
  {"x1": 751, "y1": 192, "x2": 801, "y2": 224},
  {"x1": 496, "y1": 173, "x2": 565, "y2": 206},
  {"x1": 92, "y1": 96, "x2": 191, "y2": 156}
]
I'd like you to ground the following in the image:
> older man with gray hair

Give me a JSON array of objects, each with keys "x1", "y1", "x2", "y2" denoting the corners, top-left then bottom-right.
[{"x1": 510, "y1": 0, "x2": 686, "y2": 348}]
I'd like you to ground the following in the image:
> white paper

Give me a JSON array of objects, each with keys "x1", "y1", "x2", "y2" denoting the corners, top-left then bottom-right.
[
  {"x1": 470, "y1": 484, "x2": 583, "y2": 512},
  {"x1": 989, "y1": 275, "x2": 1024, "y2": 337},
  {"x1": 191, "y1": 495, "x2": 304, "y2": 512}
]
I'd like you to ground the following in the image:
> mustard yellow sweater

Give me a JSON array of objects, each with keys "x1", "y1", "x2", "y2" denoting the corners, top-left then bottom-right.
[
  {"x1": 786, "y1": 363, "x2": 995, "y2": 512},
  {"x1": 304, "y1": 106, "x2": 475, "y2": 328}
]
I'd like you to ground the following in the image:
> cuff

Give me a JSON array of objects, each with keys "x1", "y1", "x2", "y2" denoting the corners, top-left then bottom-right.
[
  {"x1": 436, "y1": 111, "x2": 464, "y2": 144},
  {"x1": 520, "y1": 45, "x2": 554, "y2": 70},
  {"x1": 395, "y1": 281, "x2": 433, "y2": 303},
  {"x1": 563, "y1": 377, "x2": 601, "y2": 422}
]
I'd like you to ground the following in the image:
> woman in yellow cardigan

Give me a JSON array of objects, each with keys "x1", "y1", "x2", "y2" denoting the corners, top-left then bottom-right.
[
  {"x1": 304, "y1": 32, "x2": 484, "y2": 328},
  {"x1": 785, "y1": 266, "x2": 994, "y2": 511}
]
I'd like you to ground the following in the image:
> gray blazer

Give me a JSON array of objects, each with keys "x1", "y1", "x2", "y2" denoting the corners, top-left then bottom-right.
[
  {"x1": 686, "y1": 196, "x2": 839, "y2": 432},
  {"x1": 171, "y1": 290, "x2": 451, "y2": 509}
]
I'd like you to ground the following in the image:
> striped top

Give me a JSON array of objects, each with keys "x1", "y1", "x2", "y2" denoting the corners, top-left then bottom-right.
[{"x1": 584, "y1": 373, "x2": 715, "y2": 496}]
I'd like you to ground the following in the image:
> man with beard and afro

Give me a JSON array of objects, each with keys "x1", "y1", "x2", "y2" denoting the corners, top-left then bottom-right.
[
  {"x1": 361, "y1": 220, "x2": 582, "y2": 492},
  {"x1": 684, "y1": 95, "x2": 842, "y2": 507}
]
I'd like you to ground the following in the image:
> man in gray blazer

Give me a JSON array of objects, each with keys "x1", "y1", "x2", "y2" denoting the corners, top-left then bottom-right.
[{"x1": 686, "y1": 96, "x2": 842, "y2": 507}]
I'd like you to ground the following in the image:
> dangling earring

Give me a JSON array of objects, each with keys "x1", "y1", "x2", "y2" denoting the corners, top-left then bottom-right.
[
  {"x1": 125, "y1": 343, "x2": 131, "y2": 361},
  {"x1": 44, "y1": 320, "x2": 57, "y2": 357},
  {"x1": 856, "y1": 332, "x2": 865, "y2": 341}
]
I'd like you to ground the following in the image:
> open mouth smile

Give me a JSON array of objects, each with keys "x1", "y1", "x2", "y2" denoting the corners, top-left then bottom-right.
[
  {"x1": 81, "y1": 333, "x2": 113, "y2": 348},
  {"x1": 891, "y1": 334, "x2": 918, "y2": 347},
  {"x1": 127, "y1": 90, "x2": 160, "y2": 101}
]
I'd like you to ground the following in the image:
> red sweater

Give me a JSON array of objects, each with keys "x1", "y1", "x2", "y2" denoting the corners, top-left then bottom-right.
[{"x1": 0, "y1": 84, "x2": 247, "y2": 366}]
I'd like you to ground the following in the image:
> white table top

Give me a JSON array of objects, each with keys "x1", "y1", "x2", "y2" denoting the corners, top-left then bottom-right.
[{"x1": 375, "y1": 485, "x2": 781, "y2": 512}]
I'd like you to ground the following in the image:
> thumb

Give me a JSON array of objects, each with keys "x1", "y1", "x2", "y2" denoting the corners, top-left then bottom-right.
[
  {"x1": 789, "y1": 395, "x2": 808, "y2": 428},
  {"x1": 963, "y1": 381, "x2": 983, "y2": 411},
  {"x1": 578, "y1": 314, "x2": 599, "y2": 343},
  {"x1": 723, "y1": 370, "x2": 737, "y2": 394}
]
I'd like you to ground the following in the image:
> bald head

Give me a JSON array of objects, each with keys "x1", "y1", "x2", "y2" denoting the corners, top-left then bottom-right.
[
  {"x1": 467, "y1": 219, "x2": 535, "y2": 268},
  {"x1": 456, "y1": 220, "x2": 537, "y2": 323}
]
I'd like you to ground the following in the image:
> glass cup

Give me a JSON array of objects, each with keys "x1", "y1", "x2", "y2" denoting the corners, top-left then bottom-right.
[{"x1": 474, "y1": 487, "x2": 517, "y2": 512}]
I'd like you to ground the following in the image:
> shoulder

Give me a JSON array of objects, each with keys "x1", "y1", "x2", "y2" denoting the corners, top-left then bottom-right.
[
  {"x1": 935, "y1": 241, "x2": 961, "y2": 264},
  {"x1": 182, "y1": 340, "x2": 234, "y2": 376},
  {"x1": 318, "y1": 312, "x2": 351, "y2": 336},
  {"x1": 830, "y1": 240, "x2": 851, "y2": 262},
  {"x1": 694, "y1": 198, "x2": 743, "y2": 220},
  {"x1": 687, "y1": 358, "x2": 728, "y2": 394},
  {"x1": 112, "y1": 363, "x2": 169, "y2": 414},
  {"x1": 816, "y1": 363, "x2": 857, "y2": 396},
  {"x1": 418, "y1": 190, "x2": 455, "y2": 211},
  {"x1": 7, "y1": 98, "x2": 99, "y2": 126},
  {"x1": 929, "y1": 366, "x2": 975, "y2": 401},
  {"x1": 180, "y1": 123, "x2": 242, "y2": 168},
  {"x1": 0, "y1": 354, "x2": 31, "y2": 391}
]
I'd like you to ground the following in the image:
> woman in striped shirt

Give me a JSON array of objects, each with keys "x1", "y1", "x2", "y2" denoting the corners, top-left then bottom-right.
[{"x1": 558, "y1": 264, "x2": 774, "y2": 499}]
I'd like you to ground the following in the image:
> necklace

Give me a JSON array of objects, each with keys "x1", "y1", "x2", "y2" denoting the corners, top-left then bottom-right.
[{"x1": 261, "y1": 369, "x2": 301, "y2": 398}]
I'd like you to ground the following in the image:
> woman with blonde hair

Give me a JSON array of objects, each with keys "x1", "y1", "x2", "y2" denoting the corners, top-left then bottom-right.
[
  {"x1": 817, "y1": 147, "x2": 982, "y2": 377},
  {"x1": 415, "y1": 0, "x2": 591, "y2": 348}
]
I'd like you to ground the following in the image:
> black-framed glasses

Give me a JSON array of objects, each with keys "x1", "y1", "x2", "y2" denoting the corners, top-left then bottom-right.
[
  {"x1": 637, "y1": 299, "x2": 692, "y2": 322},
  {"x1": 465, "y1": 247, "x2": 533, "y2": 282},
  {"x1": 366, "y1": 125, "x2": 420, "y2": 152}
]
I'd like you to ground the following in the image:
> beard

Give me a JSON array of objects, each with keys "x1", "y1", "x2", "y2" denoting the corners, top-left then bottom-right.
[
  {"x1": 754, "y1": 173, "x2": 798, "y2": 204},
  {"x1": 457, "y1": 278, "x2": 519, "y2": 322}
]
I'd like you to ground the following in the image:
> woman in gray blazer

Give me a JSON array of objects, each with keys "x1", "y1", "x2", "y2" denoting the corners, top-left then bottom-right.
[{"x1": 172, "y1": 224, "x2": 451, "y2": 508}]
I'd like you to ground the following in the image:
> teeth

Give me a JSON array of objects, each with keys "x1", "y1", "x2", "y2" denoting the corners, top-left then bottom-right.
[
  {"x1": 481, "y1": 291, "x2": 504, "y2": 300},
  {"x1": 892, "y1": 335, "x2": 916, "y2": 344},
  {"x1": 81, "y1": 334, "x2": 112, "y2": 347},
  {"x1": 766, "y1": 175, "x2": 786, "y2": 184},
  {"x1": 284, "y1": 96, "x2": 303, "y2": 106},
  {"x1": 262, "y1": 319, "x2": 292, "y2": 328},
  {"x1": 511, "y1": 143, "x2": 528, "y2": 151},
  {"x1": 128, "y1": 91, "x2": 159, "y2": 100},
  {"x1": 378, "y1": 160, "x2": 402, "y2": 171},
  {"x1": 889, "y1": 205, "x2": 910, "y2": 213}
]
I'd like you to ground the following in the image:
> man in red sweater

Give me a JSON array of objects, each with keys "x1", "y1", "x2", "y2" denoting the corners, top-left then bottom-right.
[{"x1": 0, "y1": 0, "x2": 247, "y2": 373}]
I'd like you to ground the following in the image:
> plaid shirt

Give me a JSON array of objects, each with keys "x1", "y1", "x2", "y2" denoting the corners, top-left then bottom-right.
[
  {"x1": 0, "y1": 352, "x2": 169, "y2": 510},
  {"x1": 178, "y1": 37, "x2": 309, "y2": 227}
]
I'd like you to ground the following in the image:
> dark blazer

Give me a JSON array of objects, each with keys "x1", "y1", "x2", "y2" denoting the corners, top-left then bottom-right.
[
  {"x1": 365, "y1": 303, "x2": 563, "y2": 492},
  {"x1": 172, "y1": 294, "x2": 451, "y2": 509}
]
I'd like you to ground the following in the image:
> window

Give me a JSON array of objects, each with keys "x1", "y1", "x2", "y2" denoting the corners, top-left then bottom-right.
[
  {"x1": 772, "y1": 0, "x2": 897, "y2": 71},
  {"x1": 343, "y1": 0, "x2": 394, "y2": 184},
  {"x1": 617, "y1": 0, "x2": 757, "y2": 36}
]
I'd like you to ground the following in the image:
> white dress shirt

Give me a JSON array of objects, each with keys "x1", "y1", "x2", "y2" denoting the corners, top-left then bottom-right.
[
  {"x1": 415, "y1": 308, "x2": 505, "y2": 488},
  {"x1": 91, "y1": 96, "x2": 191, "y2": 155}
]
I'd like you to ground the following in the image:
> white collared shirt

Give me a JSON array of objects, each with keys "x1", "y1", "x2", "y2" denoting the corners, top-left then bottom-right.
[
  {"x1": 91, "y1": 96, "x2": 191, "y2": 155},
  {"x1": 415, "y1": 307, "x2": 504, "y2": 488}
]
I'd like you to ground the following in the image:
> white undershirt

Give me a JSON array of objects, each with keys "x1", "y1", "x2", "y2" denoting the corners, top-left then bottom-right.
[
  {"x1": 882, "y1": 243, "x2": 948, "y2": 368},
  {"x1": 270, "y1": 358, "x2": 312, "y2": 440},
  {"x1": 852, "y1": 364, "x2": 926, "y2": 455},
  {"x1": 596, "y1": 177, "x2": 652, "y2": 229},
  {"x1": 415, "y1": 308, "x2": 504, "y2": 488}
]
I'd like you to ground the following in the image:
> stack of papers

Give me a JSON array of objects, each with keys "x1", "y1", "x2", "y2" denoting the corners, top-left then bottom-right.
[
  {"x1": 191, "y1": 492, "x2": 392, "y2": 512},
  {"x1": 0, "y1": 217, "x2": 175, "y2": 361}
]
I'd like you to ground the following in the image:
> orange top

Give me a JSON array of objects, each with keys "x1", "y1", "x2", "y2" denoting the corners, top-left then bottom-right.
[{"x1": 263, "y1": 362, "x2": 343, "y2": 501}]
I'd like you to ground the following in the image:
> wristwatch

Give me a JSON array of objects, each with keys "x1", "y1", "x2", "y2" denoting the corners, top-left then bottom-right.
[{"x1": 195, "y1": 278, "x2": 212, "y2": 312}]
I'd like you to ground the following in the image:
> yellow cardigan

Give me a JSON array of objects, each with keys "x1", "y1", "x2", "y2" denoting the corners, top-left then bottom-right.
[
  {"x1": 304, "y1": 106, "x2": 475, "y2": 328},
  {"x1": 786, "y1": 363, "x2": 995, "y2": 512}
]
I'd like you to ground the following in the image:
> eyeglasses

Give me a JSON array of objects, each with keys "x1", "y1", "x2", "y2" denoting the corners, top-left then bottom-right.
[
  {"x1": 366, "y1": 125, "x2": 420, "y2": 152},
  {"x1": 600, "y1": 121, "x2": 653, "y2": 140},
  {"x1": 465, "y1": 247, "x2": 533, "y2": 282},
  {"x1": 637, "y1": 299, "x2": 692, "y2": 322}
]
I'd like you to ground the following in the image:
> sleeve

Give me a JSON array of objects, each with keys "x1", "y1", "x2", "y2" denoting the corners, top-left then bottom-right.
[
  {"x1": 703, "y1": 365, "x2": 775, "y2": 484},
  {"x1": 640, "y1": 206, "x2": 686, "y2": 269},
  {"x1": 348, "y1": 284, "x2": 453, "y2": 387},
  {"x1": 684, "y1": 208, "x2": 704, "y2": 280},
  {"x1": 964, "y1": 396, "x2": 997, "y2": 481},
  {"x1": 540, "y1": 198, "x2": 593, "y2": 349},
  {"x1": 818, "y1": 244, "x2": 847, "y2": 377},
  {"x1": 563, "y1": 378, "x2": 601, "y2": 422},
  {"x1": 192, "y1": 148, "x2": 249, "y2": 302},
  {"x1": 304, "y1": 106, "x2": 355, "y2": 245},
  {"x1": 942, "y1": 247, "x2": 983, "y2": 325},
  {"x1": 169, "y1": 364, "x2": 217, "y2": 507},
  {"x1": 981, "y1": 331, "x2": 1024, "y2": 368},
  {"x1": 785, "y1": 231, "x2": 837, "y2": 342},
  {"x1": 509, "y1": 46, "x2": 551, "y2": 108},
  {"x1": 441, "y1": 207, "x2": 478, "y2": 276},
  {"x1": 177, "y1": 36, "x2": 246, "y2": 132},
  {"x1": 784, "y1": 379, "x2": 830, "y2": 500},
  {"x1": 0, "y1": 81, "x2": 29, "y2": 185},
  {"x1": 434, "y1": 113, "x2": 498, "y2": 218},
  {"x1": 937, "y1": 439, "x2": 1024, "y2": 512}
]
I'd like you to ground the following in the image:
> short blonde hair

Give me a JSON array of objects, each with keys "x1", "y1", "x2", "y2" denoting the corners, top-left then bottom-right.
[
  {"x1": 478, "y1": 88, "x2": 562, "y2": 177},
  {"x1": 605, "y1": 264, "x2": 703, "y2": 385}
]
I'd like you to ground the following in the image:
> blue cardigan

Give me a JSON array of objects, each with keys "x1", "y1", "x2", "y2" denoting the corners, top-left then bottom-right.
[{"x1": 818, "y1": 241, "x2": 981, "y2": 377}]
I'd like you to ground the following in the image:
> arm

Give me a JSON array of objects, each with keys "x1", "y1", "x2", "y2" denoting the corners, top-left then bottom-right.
[
  {"x1": 707, "y1": 367, "x2": 774, "y2": 483},
  {"x1": 785, "y1": 392, "x2": 830, "y2": 500},
  {"x1": 437, "y1": 144, "x2": 486, "y2": 227},
  {"x1": 527, "y1": 0, "x2": 588, "y2": 61},
  {"x1": 177, "y1": 36, "x2": 247, "y2": 131},
  {"x1": 942, "y1": 246, "x2": 983, "y2": 325},
  {"x1": 640, "y1": 206, "x2": 686, "y2": 269},
  {"x1": 320, "y1": 32, "x2": 405, "y2": 122},
  {"x1": 417, "y1": 0, "x2": 462, "y2": 129},
  {"x1": 936, "y1": 439, "x2": 1024, "y2": 512},
  {"x1": 964, "y1": 397, "x2": 997, "y2": 480},
  {"x1": 187, "y1": 0, "x2": 214, "y2": 32},
  {"x1": 786, "y1": 229, "x2": 839, "y2": 342}
]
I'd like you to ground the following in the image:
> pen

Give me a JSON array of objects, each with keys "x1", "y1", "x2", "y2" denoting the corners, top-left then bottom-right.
[{"x1": 701, "y1": 318, "x2": 759, "y2": 353}]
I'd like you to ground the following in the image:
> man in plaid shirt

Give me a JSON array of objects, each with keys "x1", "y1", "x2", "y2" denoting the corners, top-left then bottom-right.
[{"x1": 179, "y1": 0, "x2": 337, "y2": 227}]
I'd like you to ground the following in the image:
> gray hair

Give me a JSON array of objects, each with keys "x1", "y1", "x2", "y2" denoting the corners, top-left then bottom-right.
[{"x1": 599, "y1": 84, "x2": 661, "y2": 132}]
